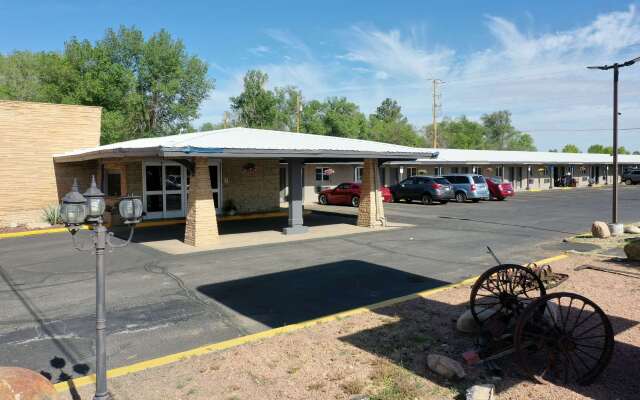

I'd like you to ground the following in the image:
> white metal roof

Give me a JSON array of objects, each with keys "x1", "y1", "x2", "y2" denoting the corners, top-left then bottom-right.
[
  {"x1": 54, "y1": 127, "x2": 436, "y2": 162},
  {"x1": 389, "y1": 148, "x2": 640, "y2": 165}
]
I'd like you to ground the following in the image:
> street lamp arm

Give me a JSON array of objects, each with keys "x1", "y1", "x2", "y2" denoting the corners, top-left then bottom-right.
[
  {"x1": 72, "y1": 231, "x2": 96, "y2": 252},
  {"x1": 106, "y1": 225, "x2": 135, "y2": 248}
]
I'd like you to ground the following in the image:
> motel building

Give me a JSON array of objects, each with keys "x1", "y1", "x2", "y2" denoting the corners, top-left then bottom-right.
[{"x1": 2, "y1": 100, "x2": 640, "y2": 246}]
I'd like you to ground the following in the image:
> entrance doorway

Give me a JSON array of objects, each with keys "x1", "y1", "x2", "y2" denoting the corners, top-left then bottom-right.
[{"x1": 143, "y1": 161, "x2": 187, "y2": 219}]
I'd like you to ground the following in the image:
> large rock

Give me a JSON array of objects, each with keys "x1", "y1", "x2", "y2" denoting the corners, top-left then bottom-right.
[
  {"x1": 591, "y1": 221, "x2": 611, "y2": 238},
  {"x1": 624, "y1": 240, "x2": 640, "y2": 261},
  {"x1": 0, "y1": 367, "x2": 57, "y2": 400},
  {"x1": 456, "y1": 307, "x2": 497, "y2": 333},
  {"x1": 466, "y1": 384, "x2": 495, "y2": 400},
  {"x1": 427, "y1": 354, "x2": 466, "y2": 379},
  {"x1": 625, "y1": 225, "x2": 640, "y2": 234}
]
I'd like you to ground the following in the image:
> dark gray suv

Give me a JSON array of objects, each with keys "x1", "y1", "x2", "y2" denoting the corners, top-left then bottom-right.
[
  {"x1": 622, "y1": 169, "x2": 640, "y2": 185},
  {"x1": 390, "y1": 176, "x2": 454, "y2": 205}
]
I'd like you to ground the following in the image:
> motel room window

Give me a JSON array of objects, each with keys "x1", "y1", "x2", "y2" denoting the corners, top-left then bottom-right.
[
  {"x1": 461, "y1": 166, "x2": 469, "y2": 174},
  {"x1": 106, "y1": 173, "x2": 122, "y2": 197},
  {"x1": 450, "y1": 167, "x2": 459, "y2": 174},
  {"x1": 355, "y1": 166, "x2": 363, "y2": 182},
  {"x1": 406, "y1": 167, "x2": 417, "y2": 177},
  {"x1": 315, "y1": 167, "x2": 331, "y2": 183},
  {"x1": 495, "y1": 166, "x2": 504, "y2": 177}
]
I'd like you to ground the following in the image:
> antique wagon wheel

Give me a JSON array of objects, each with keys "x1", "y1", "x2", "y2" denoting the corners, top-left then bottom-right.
[
  {"x1": 470, "y1": 264, "x2": 546, "y2": 326},
  {"x1": 514, "y1": 292, "x2": 614, "y2": 385}
]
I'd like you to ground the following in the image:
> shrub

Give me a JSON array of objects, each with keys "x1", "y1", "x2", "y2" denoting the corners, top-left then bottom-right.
[{"x1": 42, "y1": 205, "x2": 62, "y2": 225}]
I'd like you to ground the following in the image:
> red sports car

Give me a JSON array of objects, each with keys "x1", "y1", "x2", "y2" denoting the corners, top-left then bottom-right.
[
  {"x1": 487, "y1": 176, "x2": 514, "y2": 200},
  {"x1": 318, "y1": 182, "x2": 392, "y2": 207}
]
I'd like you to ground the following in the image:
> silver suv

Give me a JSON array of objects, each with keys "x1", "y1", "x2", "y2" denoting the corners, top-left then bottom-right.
[{"x1": 443, "y1": 174, "x2": 490, "y2": 203}]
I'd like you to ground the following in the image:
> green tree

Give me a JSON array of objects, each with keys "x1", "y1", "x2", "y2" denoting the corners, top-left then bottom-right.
[
  {"x1": 322, "y1": 97, "x2": 367, "y2": 138},
  {"x1": 301, "y1": 99, "x2": 329, "y2": 135},
  {"x1": 481, "y1": 110, "x2": 535, "y2": 151},
  {"x1": 368, "y1": 98, "x2": 425, "y2": 146},
  {"x1": 199, "y1": 122, "x2": 216, "y2": 131},
  {"x1": 562, "y1": 144, "x2": 580, "y2": 153},
  {"x1": 587, "y1": 144, "x2": 607, "y2": 154},
  {"x1": 0, "y1": 51, "x2": 67, "y2": 101},
  {"x1": 230, "y1": 70, "x2": 279, "y2": 129},
  {"x1": 433, "y1": 116, "x2": 486, "y2": 149},
  {"x1": 274, "y1": 86, "x2": 301, "y2": 131}
]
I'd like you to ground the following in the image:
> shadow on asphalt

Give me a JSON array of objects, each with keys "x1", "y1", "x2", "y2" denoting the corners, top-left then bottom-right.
[
  {"x1": 115, "y1": 212, "x2": 356, "y2": 243},
  {"x1": 196, "y1": 260, "x2": 449, "y2": 327},
  {"x1": 438, "y1": 215, "x2": 580, "y2": 235},
  {"x1": 340, "y1": 296, "x2": 639, "y2": 399}
]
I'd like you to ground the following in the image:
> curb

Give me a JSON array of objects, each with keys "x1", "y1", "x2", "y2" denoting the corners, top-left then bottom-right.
[
  {"x1": 0, "y1": 211, "x2": 312, "y2": 240},
  {"x1": 53, "y1": 253, "x2": 568, "y2": 393}
]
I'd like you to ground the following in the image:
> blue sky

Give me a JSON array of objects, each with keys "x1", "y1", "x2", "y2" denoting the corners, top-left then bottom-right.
[{"x1": 1, "y1": 1, "x2": 640, "y2": 151}]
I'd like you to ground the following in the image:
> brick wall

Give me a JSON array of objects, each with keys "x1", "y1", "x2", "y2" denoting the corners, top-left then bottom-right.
[
  {"x1": 0, "y1": 101, "x2": 101, "y2": 227},
  {"x1": 222, "y1": 159, "x2": 280, "y2": 213}
]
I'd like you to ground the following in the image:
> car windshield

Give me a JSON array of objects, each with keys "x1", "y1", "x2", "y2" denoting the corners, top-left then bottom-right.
[
  {"x1": 434, "y1": 178, "x2": 450, "y2": 184},
  {"x1": 473, "y1": 176, "x2": 486, "y2": 184}
]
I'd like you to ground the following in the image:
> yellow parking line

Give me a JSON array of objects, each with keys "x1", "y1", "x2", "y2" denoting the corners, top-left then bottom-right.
[{"x1": 53, "y1": 252, "x2": 568, "y2": 393}]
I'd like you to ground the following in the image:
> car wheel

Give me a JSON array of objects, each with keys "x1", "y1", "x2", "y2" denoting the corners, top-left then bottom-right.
[
  {"x1": 421, "y1": 194, "x2": 433, "y2": 205},
  {"x1": 472, "y1": 199, "x2": 480, "y2": 203},
  {"x1": 626, "y1": 179, "x2": 632, "y2": 185},
  {"x1": 455, "y1": 192, "x2": 466, "y2": 203},
  {"x1": 319, "y1": 194, "x2": 328, "y2": 205},
  {"x1": 351, "y1": 196, "x2": 360, "y2": 207},
  {"x1": 392, "y1": 193, "x2": 399, "y2": 203},
  {"x1": 498, "y1": 196, "x2": 506, "y2": 201}
]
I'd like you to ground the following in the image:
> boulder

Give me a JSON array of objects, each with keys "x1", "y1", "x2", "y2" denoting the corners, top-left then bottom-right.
[
  {"x1": 591, "y1": 221, "x2": 611, "y2": 238},
  {"x1": 466, "y1": 384, "x2": 495, "y2": 400},
  {"x1": 456, "y1": 307, "x2": 497, "y2": 333},
  {"x1": 624, "y1": 225, "x2": 640, "y2": 234},
  {"x1": 427, "y1": 354, "x2": 466, "y2": 380},
  {"x1": 0, "y1": 367, "x2": 57, "y2": 400},
  {"x1": 624, "y1": 240, "x2": 640, "y2": 261}
]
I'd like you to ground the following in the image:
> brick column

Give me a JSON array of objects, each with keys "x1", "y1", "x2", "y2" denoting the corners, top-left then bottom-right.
[
  {"x1": 184, "y1": 158, "x2": 219, "y2": 246},
  {"x1": 357, "y1": 159, "x2": 386, "y2": 228}
]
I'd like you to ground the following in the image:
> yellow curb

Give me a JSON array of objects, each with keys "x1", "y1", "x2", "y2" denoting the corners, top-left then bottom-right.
[
  {"x1": 0, "y1": 211, "x2": 311, "y2": 239},
  {"x1": 53, "y1": 252, "x2": 568, "y2": 394},
  {"x1": 527, "y1": 188, "x2": 542, "y2": 192},
  {"x1": 0, "y1": 225, "x2": 90, "y2": 239}
]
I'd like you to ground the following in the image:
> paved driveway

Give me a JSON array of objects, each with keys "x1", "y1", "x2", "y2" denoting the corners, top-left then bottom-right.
[{"x1": 0, "y1": 186, "x2": 637, "y2": 381}]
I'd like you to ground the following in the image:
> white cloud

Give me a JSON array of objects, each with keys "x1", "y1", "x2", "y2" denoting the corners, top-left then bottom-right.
[
  {"x1": 198, "y1": 6, "x2": 640, "y2": 150},
  {"x1": 248, "y1": 45, "x2": 270, "y2": 56}
]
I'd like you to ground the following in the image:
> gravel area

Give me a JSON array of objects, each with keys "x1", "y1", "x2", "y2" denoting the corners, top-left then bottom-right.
[{"x1": 60, "y1": 254, "x2": 640, "y2": 400}]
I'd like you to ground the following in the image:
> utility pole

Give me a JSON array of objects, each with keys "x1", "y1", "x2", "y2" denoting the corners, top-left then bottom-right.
[
  {"x1": 223, "y1": 111, "x2": 229, "y2": 129},
  {"x1": 429, "y1": 79, "x2": 444, "y2": 148},
  {"x1": 588, "y1": 55, "x2": 639, "y2": 228},
  {"x1": 296, "y1": 92, "x2": 302, "y2": 133}
]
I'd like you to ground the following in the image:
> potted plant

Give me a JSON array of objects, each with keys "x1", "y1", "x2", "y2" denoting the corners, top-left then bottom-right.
[{"x1": 223, "y1": 199, "x2": 238, "y2": 216}]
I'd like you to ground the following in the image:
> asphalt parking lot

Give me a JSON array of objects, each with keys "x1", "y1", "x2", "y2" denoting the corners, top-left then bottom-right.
[{"x1": 0, "y1": 185, "x2": 637, "y2": 382}]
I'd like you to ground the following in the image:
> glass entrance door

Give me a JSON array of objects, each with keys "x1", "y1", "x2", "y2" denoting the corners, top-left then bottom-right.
[{"x1": 143, "y1": 161, "x2": 187, "y2": 219}]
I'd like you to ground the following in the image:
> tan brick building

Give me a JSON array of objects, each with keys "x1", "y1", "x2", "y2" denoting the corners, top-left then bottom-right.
[{"x1": 0, "y1": 101, "x2": 101, "y2": 227}]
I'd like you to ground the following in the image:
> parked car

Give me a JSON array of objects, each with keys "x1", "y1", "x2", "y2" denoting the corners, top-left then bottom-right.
[
  {"x1": 318, "y1": 182, "x2": 392, "y2": 207},
  {"x1": 622, "y1": 169, "x2": 640, "y2": 185},
  {"x1": 486, "y1": 176, "x2": 514, "y2": 200},
  {"x1": 554, "y1": 174, "x2": 576, "y2": 187},
  {"x1": 443, "y1": 174, "x2": 490, "y2": 203},
  {"x1": 389, "y1": 176, "x2": 454, "y2": 205}
]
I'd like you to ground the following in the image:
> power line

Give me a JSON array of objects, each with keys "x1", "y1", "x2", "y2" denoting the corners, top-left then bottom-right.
[{"x1": 521, "y1": 127, "x2": 640, "y2": 133}]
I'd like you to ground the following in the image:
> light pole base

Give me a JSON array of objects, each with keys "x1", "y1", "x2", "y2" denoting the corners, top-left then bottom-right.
[
  {"x1": 94, "y1": 394, "x2": 112, "y2": 400},
  {"x1": 609, "y1": 223, "x2": 624, "y2": 237}
]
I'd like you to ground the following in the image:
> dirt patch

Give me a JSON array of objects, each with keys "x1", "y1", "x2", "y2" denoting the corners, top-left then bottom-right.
[{"x1": 60, "y1": 254, "x2": 640, "y2": 400}]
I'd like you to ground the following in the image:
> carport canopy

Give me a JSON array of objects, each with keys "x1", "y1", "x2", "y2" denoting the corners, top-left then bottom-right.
[{"x1": 55, "y1": 127, "x2": 437, "y2": 246}]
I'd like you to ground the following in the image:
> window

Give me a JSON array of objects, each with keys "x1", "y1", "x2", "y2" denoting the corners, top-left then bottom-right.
[
  {"x1": 354, "y1": 166, "x2": 363, "y2": 182},
  {"x1": 336, "y1": 183, "x2": 352, "y2": 190},
  {"x1": 450, "y1": 167, "x2": 459, "y2": 174},
  {"x1": 473, "y1": 176, "x2": 486, "y2": 184},
  {"x1": 406, "y1": 167, "x2": 417, "y2": 177},
  {"x1": 473, "y1": 167, "x2": 483, "y2": 175},
  {"x1": 106, "y1": 173, "x2": 121, "y2": 197},
  {"x1": 461, "y1": 166, "x2": 469, "y2": 174},
  {"x1": 495, "y1": 166, "x2": 504, "y2": 177},
  {"x1": 315, "y1": 167, "x2": 331, "y2": 183}
]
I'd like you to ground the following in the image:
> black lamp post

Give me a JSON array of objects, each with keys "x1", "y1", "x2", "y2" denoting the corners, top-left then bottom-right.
[
  {"x1": 587, "y1": 55, "x2": 639, "y2": 229},
  {"x1": 60, "y1": 175, "x2": 142, "y2": 400}
]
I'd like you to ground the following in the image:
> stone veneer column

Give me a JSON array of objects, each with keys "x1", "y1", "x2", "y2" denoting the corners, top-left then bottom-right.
[
  {"x1": 184, "y1": 158, "x2": 219, "y2": 246},
  {"x1": 357, "y1": 159, "x2": 386, "y2": 228}
]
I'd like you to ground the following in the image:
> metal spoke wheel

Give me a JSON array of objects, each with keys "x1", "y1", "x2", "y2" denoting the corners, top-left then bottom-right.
[
  {"x1": 470, "y1": 264, "x2": 546, "y2": 326},
  {"x1": 319, "y1": 194, "x2": 328, "y2": 205},
  {"x1": 351, "y1": 195, "x2": 360, "y2": 207},
  {"x1": 514, "y1": 292, "x2": 614, "y2": 385}
]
